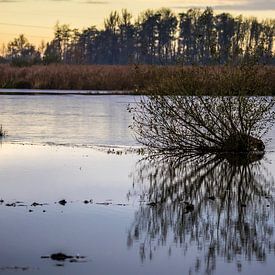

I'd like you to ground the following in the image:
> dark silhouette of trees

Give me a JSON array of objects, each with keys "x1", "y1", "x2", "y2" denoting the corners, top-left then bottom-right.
[
  {"x1": 5, "y1": 34, "x2": 41, "y2": 66},
  {"x1": 43, "y1": 39, "x2": 61, "y2": 64},
  {"x1": 0, "y1": 8, "x2": 274, "y2": 65},
  {"x1": 118, "y1": 9, "x2": 136, "y2": 64}
]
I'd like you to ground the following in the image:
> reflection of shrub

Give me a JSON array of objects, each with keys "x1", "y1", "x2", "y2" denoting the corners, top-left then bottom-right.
[
  {"x1": 130, "y1": 96, "x2": 275, "y2": 153},
  {"x1": 128, "y1": 153, "x2": 275, "y2": 272}
]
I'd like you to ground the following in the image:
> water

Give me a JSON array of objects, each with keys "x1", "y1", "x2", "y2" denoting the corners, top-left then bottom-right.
[
  {"x1": 0, "y1": 93, "x2": 275, "y2": 275},
  {"x1": 0, "y1": 94, "x2": 136, "y2": 147}
]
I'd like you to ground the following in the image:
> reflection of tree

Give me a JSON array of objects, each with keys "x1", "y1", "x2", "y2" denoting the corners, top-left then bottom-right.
[{"x1": 127, "y1": 153, "x2": 275, "y2": 274}]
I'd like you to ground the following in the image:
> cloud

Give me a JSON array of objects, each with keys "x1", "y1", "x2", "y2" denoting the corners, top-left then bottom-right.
[
  {"x1": 213, "y1": 0, "x2": 275, "y2": 11},
  {"x1": 79, "y1": 0, "x2": 109, "y2": 3},
  {"x1": 171, "y1": 0, "x2": 275, "y2": 11},
  {"x1": 0, "y1": 0, "x2": 23, "y2": 2}
]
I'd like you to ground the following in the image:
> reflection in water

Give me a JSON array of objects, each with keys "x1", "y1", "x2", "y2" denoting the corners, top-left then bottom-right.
[
  {"x1": 128, "y1": 153, "x2": 275, "y2": 274},
  {"x1": 0, "y1": 95, "x2": 136, "y2": 146}
]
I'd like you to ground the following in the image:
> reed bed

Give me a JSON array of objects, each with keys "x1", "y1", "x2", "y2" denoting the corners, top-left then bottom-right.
[{"x1": 0, "y1": 64, "x2": 274, "y2": 95}]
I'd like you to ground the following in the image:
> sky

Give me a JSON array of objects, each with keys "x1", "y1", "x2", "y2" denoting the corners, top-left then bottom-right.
[{"x1": 0, "y1": 0, "x2": 274, "y2": 46}]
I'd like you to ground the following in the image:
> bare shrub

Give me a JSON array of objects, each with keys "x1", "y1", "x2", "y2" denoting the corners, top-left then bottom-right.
[{"x1": 129, "y1": 96, "x2": 275, "y2": 153}]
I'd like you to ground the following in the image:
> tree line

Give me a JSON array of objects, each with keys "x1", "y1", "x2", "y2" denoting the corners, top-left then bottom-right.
[{"x1": 0, "y1": 7, "x2": 274, "y2": 66}]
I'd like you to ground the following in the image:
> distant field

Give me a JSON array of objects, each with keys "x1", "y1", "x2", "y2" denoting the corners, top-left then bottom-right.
[{"x1": 0, "y1": 64, "x2": 274, "y2": 95}]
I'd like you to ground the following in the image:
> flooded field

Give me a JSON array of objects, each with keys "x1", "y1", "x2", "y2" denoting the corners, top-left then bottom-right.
[
  {"x1": 0, "y1": 94, "x2": 136, "y2": 147},
  {"x1": 0, "y1": 94, "x2": 275, "y2": 274}
]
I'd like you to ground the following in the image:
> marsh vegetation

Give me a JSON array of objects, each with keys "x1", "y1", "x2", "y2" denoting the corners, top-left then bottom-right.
[
  {"x1": 0, "y1": 125, "x2": 6, "y2": 138},
  {"x1": 0, "y1": 64, "x2": 274, "y2": 94}
]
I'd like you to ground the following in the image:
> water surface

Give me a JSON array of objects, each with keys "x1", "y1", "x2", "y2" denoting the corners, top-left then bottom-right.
[
  {"x1": 0, "y1": 94, "x2": 137, "y2": 147},
  {"x1": 0, "y1": 93, "x2": 275, "y2": 275}
]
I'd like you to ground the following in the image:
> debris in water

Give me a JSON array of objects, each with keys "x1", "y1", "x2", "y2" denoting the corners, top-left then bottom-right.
[
  {"x1": 31, "y1": 202, "x2": 45, "y2": 207},
  {"x1": 58, "y1": 200, "x2": 67, "y2": 206},
  {"x1": 117, "y1": 203, "x2": 127, "y2": 206},
  {"x1": 6, "y1": 203, "x2": 16, "y2": 207},
  {"x1": 83, "y1": 200, "x2": 93, "y2": 204},
  {"x1": 0, "y1": 266, "x2": 30, "y2": 271},
  {"x1": 96, "y1": 202, "x2": 112, "y2": 206},
  {"x1": 41, "y1": 253, "x2": 87, "y2": 263}
]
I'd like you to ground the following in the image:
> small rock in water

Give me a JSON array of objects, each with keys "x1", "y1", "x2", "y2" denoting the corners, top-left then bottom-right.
[
  {"x1": 208, "y1": 196, "x2": 216, "y2": 201},
  {"x1": 58, "y1": 200, "x2": 67, "y2": 206}
]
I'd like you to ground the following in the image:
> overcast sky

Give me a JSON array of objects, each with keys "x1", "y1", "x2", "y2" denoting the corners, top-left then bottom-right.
[{"x1": 0, "y1": 0, "x2": 274, "y2": 45}]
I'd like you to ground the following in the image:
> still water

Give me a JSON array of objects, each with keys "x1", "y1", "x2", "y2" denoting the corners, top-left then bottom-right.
[
  {"x1": 0, "y1": 94, "x2": 136, "y2": 147},
  {"x1": 0, "y1": 94, "x2": 275, "y2": 275}
]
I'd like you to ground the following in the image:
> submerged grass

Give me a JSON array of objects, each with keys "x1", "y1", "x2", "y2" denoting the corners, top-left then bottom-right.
[
  {"x1": 0, "y1": 64, "x2": 274, "y2": 95},
  {"x1": 0, "y1": 125, "x2": 6, "y2": 138}
]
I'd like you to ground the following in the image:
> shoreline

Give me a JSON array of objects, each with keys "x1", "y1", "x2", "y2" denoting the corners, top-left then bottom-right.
[{"x1": 0, "y1": 89, "x2": 138, "y2": 96}]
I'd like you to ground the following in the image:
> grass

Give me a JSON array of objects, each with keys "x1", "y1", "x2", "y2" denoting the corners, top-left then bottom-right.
[{"x1": 0, "y1": 64, "x2": 274, "y2": 95}]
